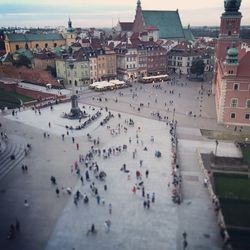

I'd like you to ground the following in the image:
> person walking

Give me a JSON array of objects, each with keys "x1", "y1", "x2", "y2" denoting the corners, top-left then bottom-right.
[
  {"x1": 72, "y1": 137, "x2": 75, "y2": 143},
  {"x1": 132, "y1": 185, "x2": 136, "y2": 194},
  {"x1": 139, "y1": 160, "x2": 143, "y2": 167},
  {"x1": 80, "y1": 176, "x2": 84, "y2": 185},
  {"x1": 152, "y1": 192, "x2": 155, "y2": 203},
  {"x1": 145, "y1": 170, "x2": 149, "y2": 178},
  {"x1": 108, "y1": 203, "x2": 112, "y2": 214},
  {"x1": 142, "y1": 187, "x2": 145, "y2": 197},
  {"x1": 56, "y1": 187, "x2": 60, "y2": 198},
  {"x1": 147, "y1": 199, "x2": 150, "y2": 209},
  {"x1": 104, "y1": 184, "x2": 107, "y2": 191},
  {"x1": 96, "y1": 195, "x2": 100, "y2": 205},
  {"x1": 76, "y1": 143, "x2": 79, "y2": 150}
]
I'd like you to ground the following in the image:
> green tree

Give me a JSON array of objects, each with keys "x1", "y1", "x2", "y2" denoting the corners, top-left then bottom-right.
[
  {"x1": 12, "y1": 54, "x2": 31, "y2": 67},
  {"x1": 190, "y1": 59, "x2": 205, "y2": 77}
]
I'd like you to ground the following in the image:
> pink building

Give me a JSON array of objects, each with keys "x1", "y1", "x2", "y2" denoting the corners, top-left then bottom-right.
[{"x1": 214, "y1": 0, "x2": 250, "y2": 126}]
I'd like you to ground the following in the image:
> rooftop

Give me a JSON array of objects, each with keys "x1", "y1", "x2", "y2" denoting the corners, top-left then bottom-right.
[{"x1": 142, "y1": 10, "x2": 185, "y2": 39}]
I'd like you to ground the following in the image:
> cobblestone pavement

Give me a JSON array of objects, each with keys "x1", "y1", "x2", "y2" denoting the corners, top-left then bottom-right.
[{"x1": 0, "y1": 75, "x2": 244, "y2": 250}]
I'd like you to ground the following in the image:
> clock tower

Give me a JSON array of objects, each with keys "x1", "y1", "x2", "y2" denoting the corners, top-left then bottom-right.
[{"x1": 215, "y1": 0, "x2": 242, "y2": 62}]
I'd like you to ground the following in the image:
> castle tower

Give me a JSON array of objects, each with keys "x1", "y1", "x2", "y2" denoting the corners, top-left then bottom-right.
[
  {"x1": 215, "y1": 0, "x2": 242, "y2": 62},
  {"x1": 212, "y1": 0, "x2": 242, "y2": 94}
]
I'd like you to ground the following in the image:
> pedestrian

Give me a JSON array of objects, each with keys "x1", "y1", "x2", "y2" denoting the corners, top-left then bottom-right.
[
  {"x1": 15, "y1": 219, "x2": 20, "y2": 232},
  {"x1": 139, "y1": 160, "x2": 143, "y2": 167},
  {"x1": 147, "y1": 199, "x2": 150, "y2": 209},
  {"x1": 104, "y1": 219, "x2": 111, "y2": 232},
  {"x1": 72, "y1": 137, "x2": 75, "y2": 143},
  {"x1": 56, "y1": 187, "x2": 60, "y2": 197},
  {"x1": 104, "y1": 184, "x2": 107, "y2": 191},
  {"x1": 152, "y1": 192, "x2": 155, "y2": 203},
  {"x1": 76, "y1": 143, "x2": 79, "y2": 150},
  {"x1": 143, "y1": 200, "x2": 147, "y2": 209},
  {"x1": 132, "y1": 185, "x2": 136, "y2": 194},
  {"x1": 145, "y1": 170, "x2": 149, "y2": 178},
  {"x1": 96, "y1": 195, "x2": 100, "y2": 204},
  {"x1": 48, "y1": 122, "x2": 51, "y2": 128},
  {"x1": 80, "y1": 176, "x2": 84, "y2": 185},
  {"x1": 142, "y1": 187, "x2": 145, "y2": 197},
  {"x1": 24, "y1": 199, "x2": 29, "y2": 208},
  {"x1": 62, "y1": 134, "x2": 65, "y2": 141},
  {"x1": 109, "y1": 203, "x2": 112, "y2": 214}
]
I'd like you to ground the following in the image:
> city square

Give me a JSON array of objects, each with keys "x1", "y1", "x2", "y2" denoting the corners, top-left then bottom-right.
[
  {"x1": 0, "y1": 0, "x2": 250, "y2": 249},
  {"x1": 0, "y1": 77, "x2": 244, "y2": 250}
]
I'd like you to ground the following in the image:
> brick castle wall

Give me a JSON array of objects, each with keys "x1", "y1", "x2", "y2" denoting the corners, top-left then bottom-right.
[{"x1": 0, "y1": 65, "x2": 59, "y2": 86}]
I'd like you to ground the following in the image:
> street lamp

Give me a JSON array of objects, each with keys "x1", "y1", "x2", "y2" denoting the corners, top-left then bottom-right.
[{"x1": 215, "y1": 140, "x2": 219, "y2": 157}]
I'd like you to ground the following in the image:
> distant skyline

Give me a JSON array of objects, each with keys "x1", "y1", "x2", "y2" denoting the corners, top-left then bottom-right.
[{"x1": 0, "y1": 0, "x2": 250, "y2": 28}]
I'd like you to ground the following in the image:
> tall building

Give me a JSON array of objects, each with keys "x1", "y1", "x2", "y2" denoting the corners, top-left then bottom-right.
[
  {"x1": 116, "y1": 0, "x2": 194, "y2": 42},
  {"x1": 214, "y1": 0, "x2": 250, "y2": 126}
]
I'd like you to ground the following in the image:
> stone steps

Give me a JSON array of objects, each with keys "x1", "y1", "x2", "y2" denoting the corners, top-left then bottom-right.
[{"x1": 0, "y1": 141, "x2": 25, "y2": 181}]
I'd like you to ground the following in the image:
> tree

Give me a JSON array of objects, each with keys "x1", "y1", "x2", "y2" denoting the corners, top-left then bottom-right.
[
  {"x1": 12, "y1": 54, "x2": 31, "y2": 68},
  {"x1": 190, "y1": 59, "x2": 205, "y2": 77}
]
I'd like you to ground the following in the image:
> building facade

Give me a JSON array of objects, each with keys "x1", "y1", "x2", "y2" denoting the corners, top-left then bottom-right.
[
  {"x1": 4, "y1": 33, "x2": 65, "y2": 53},
  {"x1": 56, "y1": 57, "x2": 90, "y2": 86},
  {"x1": 214, "y1": 0, "x2": 250, "y2": 126}
]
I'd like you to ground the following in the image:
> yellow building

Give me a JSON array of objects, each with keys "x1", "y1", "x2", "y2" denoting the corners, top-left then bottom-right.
[
  {"x1": 56, "y1": 57, "x2": 90, "y2": 86},
  {"x1": 4, "y1": 33, "x2": 66, "y2": 53},
  {"x1": 96, "y1": 48, "x2": 117, "y2": 80}
]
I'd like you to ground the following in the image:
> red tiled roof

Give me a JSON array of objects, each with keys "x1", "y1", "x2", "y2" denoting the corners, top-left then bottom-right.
[
  {"x1": 91, "y1": 38, "x2": 102, "y2": 50},
  {"x1": 173, "y1": 41, "x2": 190, "y2": 50},
  {"x1": 130, "y1": 32, "x2": 139, "y2": 40},
  {"x1": 82, "y1": 38, "x2": 90, "y2": 43},
  {"x1": 237, "y1": 51, "x2": 250, "y2": 77},
  {"x1": 146, "y1": 25, "x2": 158, "y2": 31}
]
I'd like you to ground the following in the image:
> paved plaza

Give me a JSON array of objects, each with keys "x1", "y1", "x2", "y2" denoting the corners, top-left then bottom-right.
[{"x1": 0, "y1": 76, "x2": 246, "y2": 250}]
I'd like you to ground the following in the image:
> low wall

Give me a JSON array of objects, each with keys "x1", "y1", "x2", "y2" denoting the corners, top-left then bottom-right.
[
  {"x1": 0, "y1": 65, "x2": 59, "y2": 86},
  {"x1": 196, "y1": 149, "x2": 233, "y2": 250},
  {"x1": 16, "y1": 86, "x2": 57, "y2": 100}
]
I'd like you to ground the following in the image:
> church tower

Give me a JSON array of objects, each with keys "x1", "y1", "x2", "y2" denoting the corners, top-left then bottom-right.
[
  {"x1": 215, "y1": 0, "x2": 242, "y2": 62},
  {"x1": 65, "y1": 18, "x2": 76, "y2": 46},
  {"x1": 133, "y1": 0, "x2": 145, "y2": 33}
]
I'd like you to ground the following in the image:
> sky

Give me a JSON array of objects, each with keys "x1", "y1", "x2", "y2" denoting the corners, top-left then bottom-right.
[{"x1": 0, "y1": 0, "x2": 249, "y2": 28}]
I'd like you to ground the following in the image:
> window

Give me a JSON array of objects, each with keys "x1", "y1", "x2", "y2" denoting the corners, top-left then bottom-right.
[
  {"x1": 247, "y1": 100, "x2": 250, "y2": 108},
  {"x1": 231, "y1": 113, "x2": 236, "y2": 119},
  {"x1": 245, "y1": 114, "x2": 250, "y2": 120},
  {"x1": 230, "y1": 98, "x2": 238, "y2": 108},
  {"x1": 36, "y1": 44, "x2": 39, "y2": 48},
  {"x1": 248, "y1": 84, "x2": 250, "y2": 91},
  {"x1": 54, "y1": 43, "x2": 57, "y2": 47},
  {"x1": 45, "y1": 43, "x2": 48, "y2": 48},
  {"x1": 234, "y1": 83, "x2": 239, "y2": 90},
  {"x1": 15, "y1": 44, "x2": 19, "y2": 50}
]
